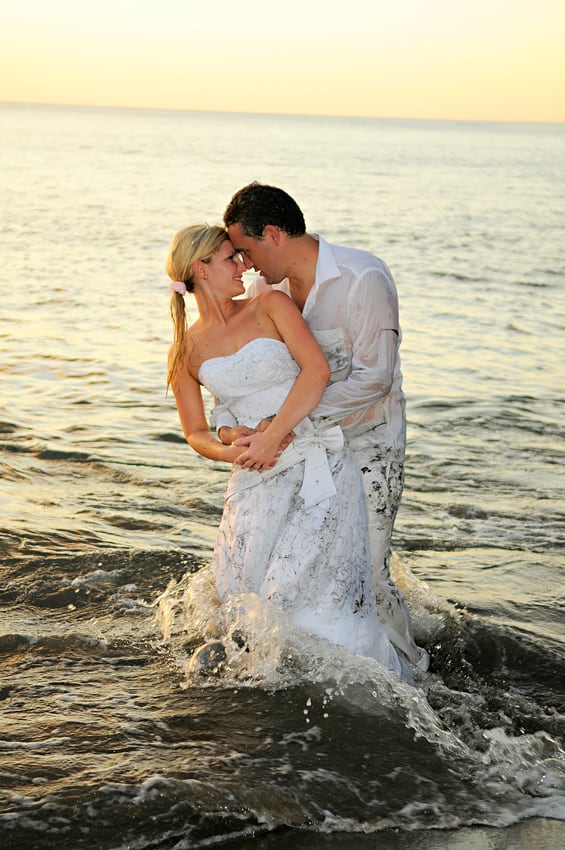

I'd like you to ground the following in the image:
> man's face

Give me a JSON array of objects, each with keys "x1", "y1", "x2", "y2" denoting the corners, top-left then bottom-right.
[{"x1": 227, "y1": 223, "x2": 285, "y2": 285}]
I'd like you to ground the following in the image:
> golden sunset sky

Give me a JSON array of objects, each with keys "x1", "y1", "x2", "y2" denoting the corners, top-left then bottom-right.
[{"x1": 1, "y1": 0, "x2": 563, "y2": 122}]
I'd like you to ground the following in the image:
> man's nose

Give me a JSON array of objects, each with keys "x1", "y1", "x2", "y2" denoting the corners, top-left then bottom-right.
[{"x1": 242, "y1": 255, "x2": 254, "y2": 270}]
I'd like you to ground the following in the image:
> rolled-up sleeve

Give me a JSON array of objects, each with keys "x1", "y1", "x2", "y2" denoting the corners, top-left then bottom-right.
[
  {"x1": 312, "y1": 267, "x2": 400, "y2": 425},
  {"x1": 210, "y1": 400, "x2": 238, "y2": 432}
]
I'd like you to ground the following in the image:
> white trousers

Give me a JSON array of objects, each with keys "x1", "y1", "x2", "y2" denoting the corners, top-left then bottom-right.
[{"x1": 350, "y1": 426, "x2": 429, "y2": 671}]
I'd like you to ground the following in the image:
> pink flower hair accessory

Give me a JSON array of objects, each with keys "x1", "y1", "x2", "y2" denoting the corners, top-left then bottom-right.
[{"x1": 169, "y1": 281, "x2": 187, "y2": 295}]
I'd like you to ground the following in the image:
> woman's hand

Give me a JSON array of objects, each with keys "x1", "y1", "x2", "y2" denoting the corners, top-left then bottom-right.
[
  {"x1": 233, "y1": 429, "x2": 285, "y2": 471},
  {"x1": 233, "y1": 418, "x2": 295, "y2": 471}
]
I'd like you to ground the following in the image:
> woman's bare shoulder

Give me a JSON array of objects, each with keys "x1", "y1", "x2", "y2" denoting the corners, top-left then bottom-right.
[{"x1": 249, "y1": 289, "x2": 293, "y2": 313}]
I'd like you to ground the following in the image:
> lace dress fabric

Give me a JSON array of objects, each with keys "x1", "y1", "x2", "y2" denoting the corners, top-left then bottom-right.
[{"x1": 198, "y1": 338, "x2": 402, "y2": 675}]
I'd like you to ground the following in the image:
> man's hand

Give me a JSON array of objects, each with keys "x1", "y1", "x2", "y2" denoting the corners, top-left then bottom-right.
[{"x1": 218, "y1": 425, "x2": 256, "y2": 445}]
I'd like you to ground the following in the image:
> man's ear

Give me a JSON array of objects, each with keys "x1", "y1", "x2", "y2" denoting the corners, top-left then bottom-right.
[{"x1": 263, "y1": 224, "x2": 281, "y2": 245}]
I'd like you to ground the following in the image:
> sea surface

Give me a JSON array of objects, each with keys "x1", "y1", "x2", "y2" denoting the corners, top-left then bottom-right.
[{"x1": 0, "y1": 103, "x2": 564, "y2": 850}]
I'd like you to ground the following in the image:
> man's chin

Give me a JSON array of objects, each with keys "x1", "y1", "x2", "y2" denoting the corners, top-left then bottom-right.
[{"x1": 255, "y1": 273, "x2": 274, "y2": 286}]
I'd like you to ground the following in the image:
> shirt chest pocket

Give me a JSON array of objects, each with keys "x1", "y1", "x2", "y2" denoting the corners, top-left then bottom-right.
[{"x1": 311, "y1": 328, "x2": 350, "y2": 380}]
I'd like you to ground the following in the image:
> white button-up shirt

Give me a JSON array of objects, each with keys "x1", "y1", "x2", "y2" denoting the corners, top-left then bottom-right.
[{"x1": 212, "y1": 234, "x2": 406, "y2": 452}]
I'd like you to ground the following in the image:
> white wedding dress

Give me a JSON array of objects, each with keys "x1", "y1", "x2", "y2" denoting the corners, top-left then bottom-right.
[{"x1": 199, "y1": 338, "x2": 403, "y2": 676}]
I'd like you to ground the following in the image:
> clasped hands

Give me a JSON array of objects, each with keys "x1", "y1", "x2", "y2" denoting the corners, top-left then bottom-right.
[{"x1": 218, "y1": 418, "x2": 295, "y2": 472}]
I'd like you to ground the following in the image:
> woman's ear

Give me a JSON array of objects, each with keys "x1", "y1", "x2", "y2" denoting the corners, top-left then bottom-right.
[{"x1": 191, "y1": 261, "x2": 208, "y2": 280}]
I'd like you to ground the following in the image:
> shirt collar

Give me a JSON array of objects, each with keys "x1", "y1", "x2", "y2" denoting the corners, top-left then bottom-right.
[
  {"x1": 303, "y1": 234, "x2": 340, "y2": 316},
  {"x1": 313, "y1": 234, "x2": 340, "y2": 284}
]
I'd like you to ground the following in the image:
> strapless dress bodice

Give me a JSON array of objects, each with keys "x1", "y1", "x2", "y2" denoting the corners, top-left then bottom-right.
[{"x1": 198, "y1": 338, "x2": 299, "y2": 428}]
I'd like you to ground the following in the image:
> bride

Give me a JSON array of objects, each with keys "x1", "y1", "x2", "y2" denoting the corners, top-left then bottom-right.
[{"x1": 166, "y1": 224, "x2": 404, "y2": 678}]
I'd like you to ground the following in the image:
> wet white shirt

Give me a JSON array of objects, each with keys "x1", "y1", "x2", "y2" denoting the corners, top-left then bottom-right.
[{"x1": 212, "y1": 234, "x2": 406, "y2": 451}]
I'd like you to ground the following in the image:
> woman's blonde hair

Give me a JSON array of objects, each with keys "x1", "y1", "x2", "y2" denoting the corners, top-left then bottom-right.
[{"x1": 165, "y1": 224, "x2": 229, "y2": 389}]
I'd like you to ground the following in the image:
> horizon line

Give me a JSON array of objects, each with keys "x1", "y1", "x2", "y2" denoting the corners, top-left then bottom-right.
[{"x1": 2, "y1": 100, "x2": 563, "y2": 127}]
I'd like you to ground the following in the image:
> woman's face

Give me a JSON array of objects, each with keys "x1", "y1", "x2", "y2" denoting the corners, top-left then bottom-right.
[{"x1": 205, "y1": 240, "x2": 246, "y2": 297}]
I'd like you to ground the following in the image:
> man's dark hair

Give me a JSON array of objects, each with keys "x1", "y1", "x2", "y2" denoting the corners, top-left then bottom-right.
[{"x1": 224, "y1": 182, "x2": 306, "y2": 238}]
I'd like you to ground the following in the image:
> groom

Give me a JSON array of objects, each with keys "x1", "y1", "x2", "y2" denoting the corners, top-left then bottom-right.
[{"x1": 216, "y1": 182, "x2": 428, "y2": 671}]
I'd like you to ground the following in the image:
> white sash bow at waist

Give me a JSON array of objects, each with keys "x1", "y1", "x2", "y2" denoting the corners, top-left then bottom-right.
[{"x1": 224, "y1": 423, "x2": 345, "y2": 510}]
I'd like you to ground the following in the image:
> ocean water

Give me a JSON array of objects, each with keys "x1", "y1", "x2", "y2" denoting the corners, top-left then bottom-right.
[{"x1": 0, "y1": 103, "x2": 564, "y2": 849}]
